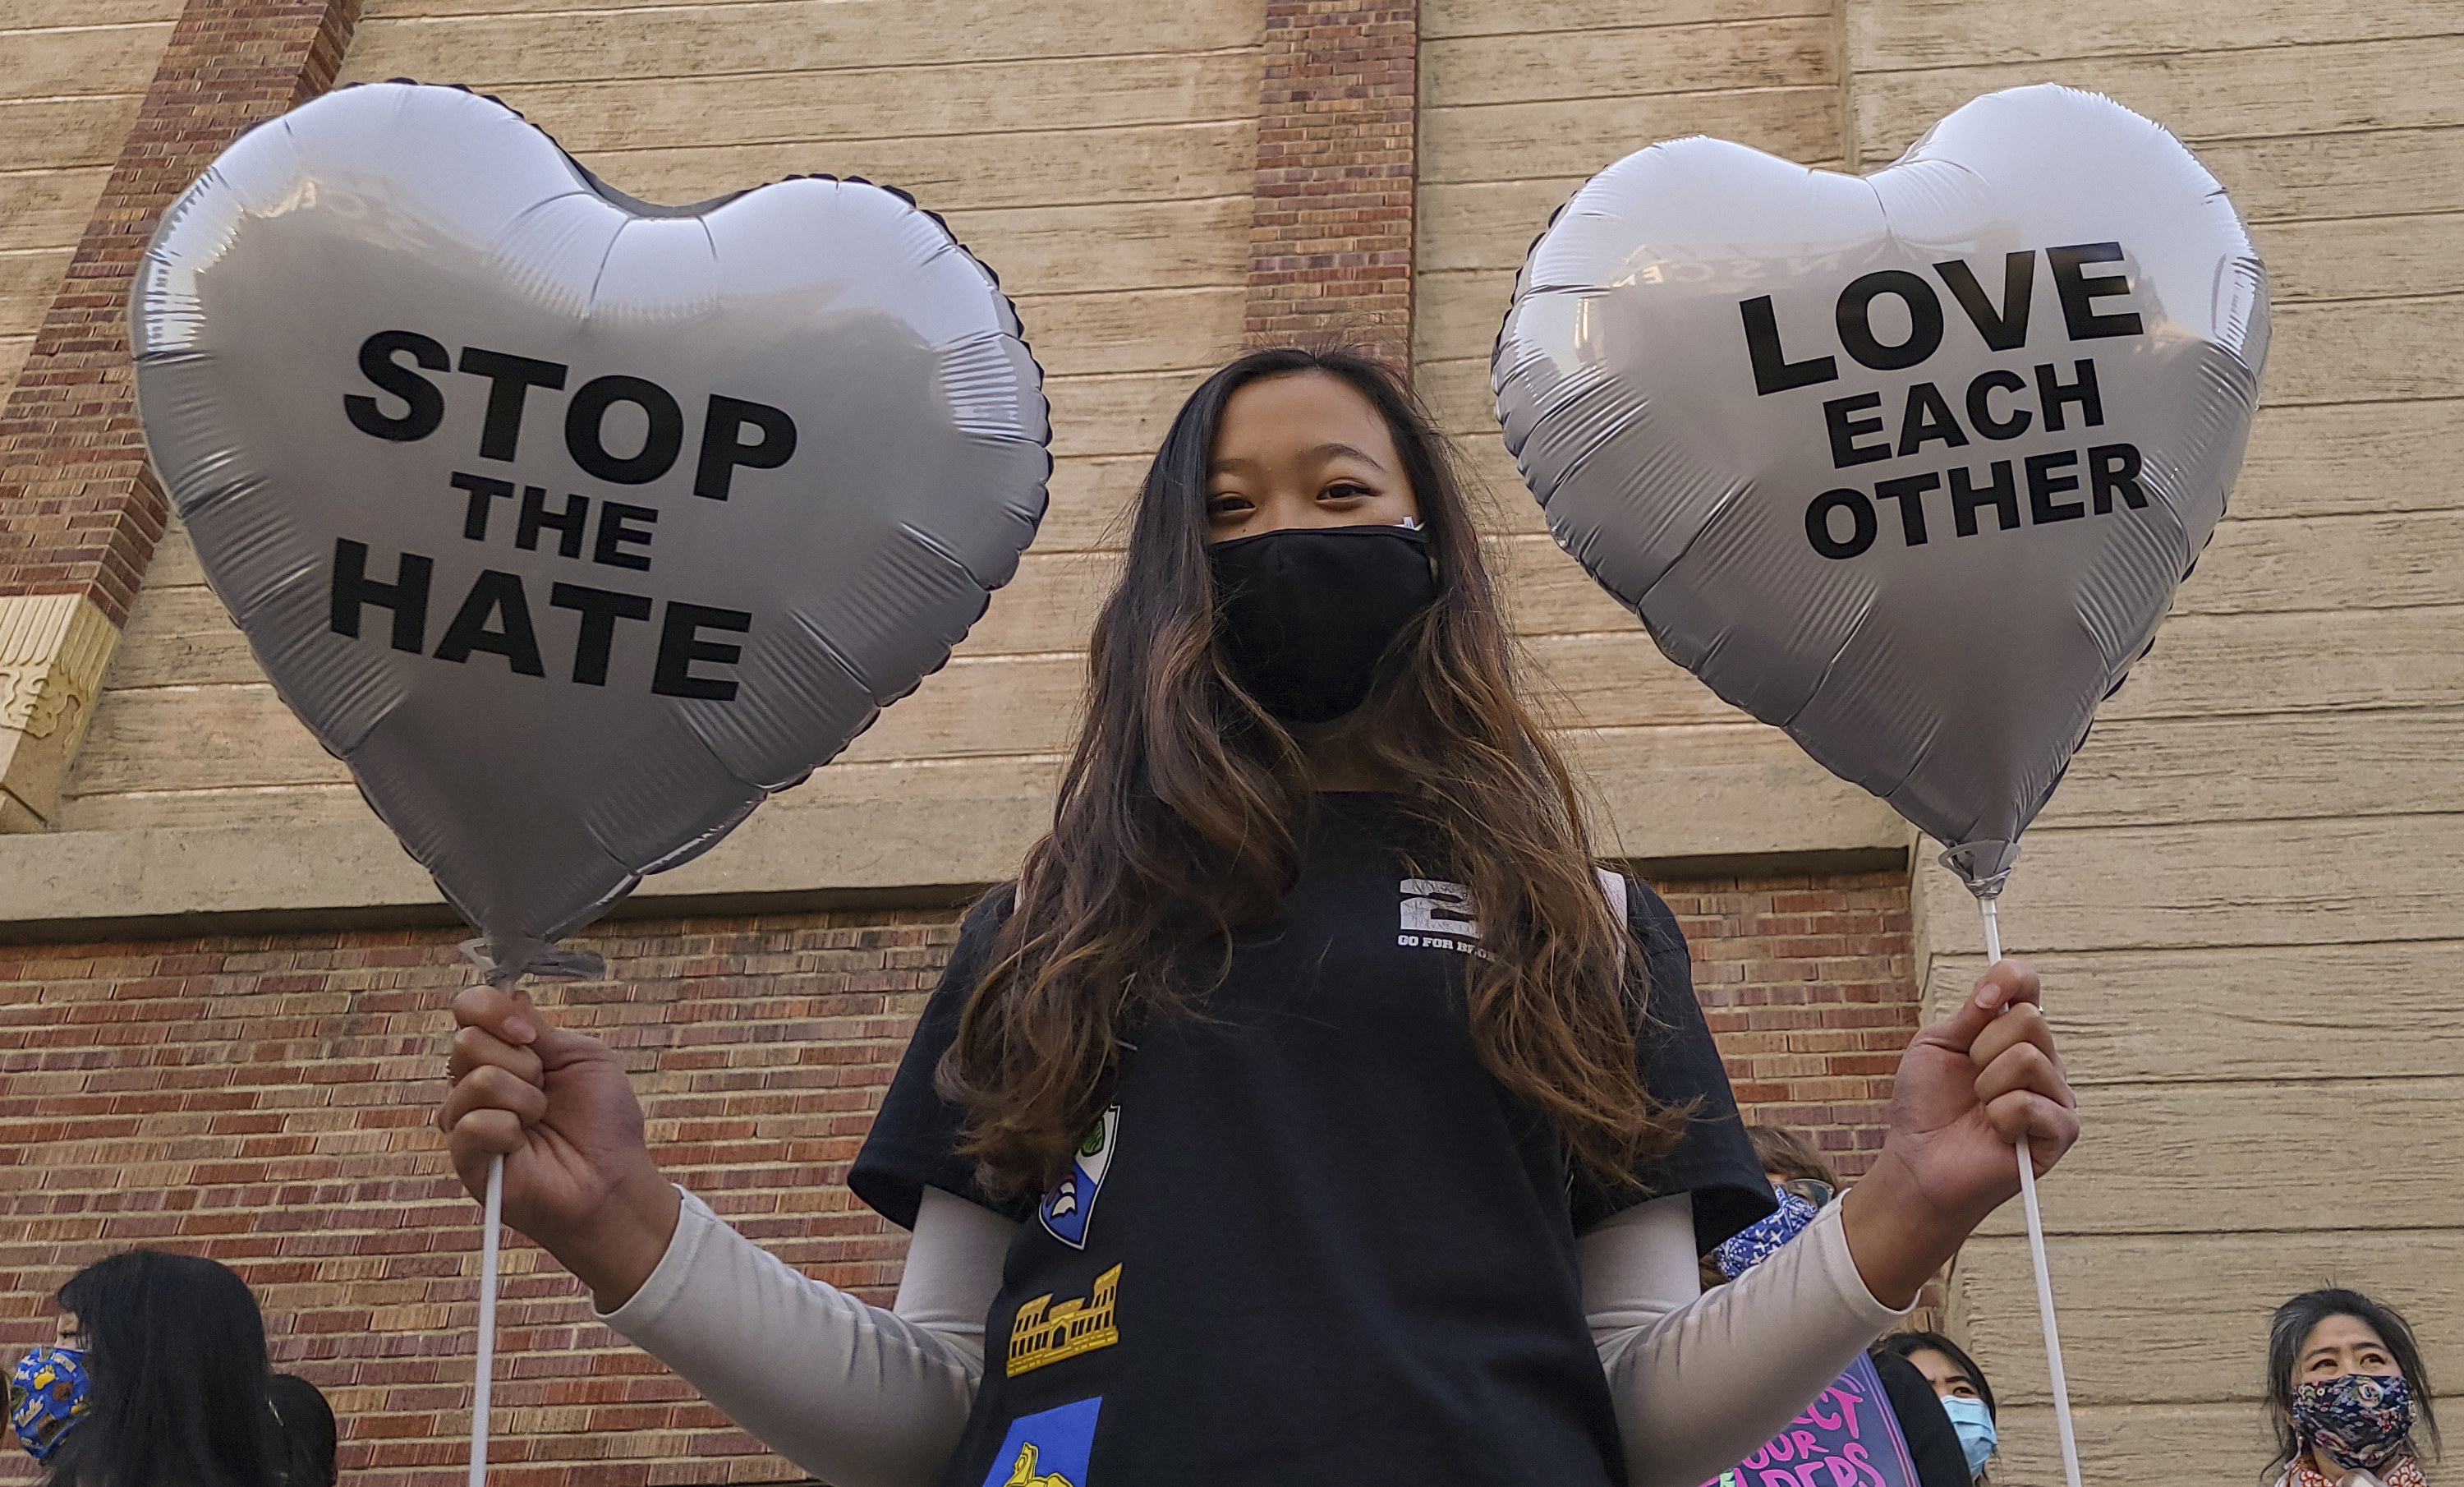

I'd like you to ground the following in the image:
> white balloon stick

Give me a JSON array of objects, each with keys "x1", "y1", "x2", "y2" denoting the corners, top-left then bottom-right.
[
  {"x1": 1979, "y1": 896, "x2": 2084, "y2": 1487},
  {"x1": 471, "y1": 1151, "x2": 503, "y2": 1487}
]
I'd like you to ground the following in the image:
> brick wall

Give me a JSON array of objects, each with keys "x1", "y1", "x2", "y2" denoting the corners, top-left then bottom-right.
[
  {"x1": 0, "y1": 0, "x2": 357, "y2": 832},
  {"x1": 0, "y1": 871, "x2": 1918, "y2": 1484},
  {"x1": 0, "y1": 909, "x2": 958, "y2": 1487},
  {"x1": 1662, "y1": 869, "x2": 1921, "y2": 1181},
  {"x1": 0, "y1": 0, "x2": 356, "y2": 624},
  {"x1": 1246, "y1": 1, "x2": 1418, "y2": 368}
]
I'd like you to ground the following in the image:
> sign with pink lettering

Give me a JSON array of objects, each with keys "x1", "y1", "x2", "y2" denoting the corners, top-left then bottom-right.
[{"x1": 1701, "y1": 1354, "x2": 1921, "y2": 1487}]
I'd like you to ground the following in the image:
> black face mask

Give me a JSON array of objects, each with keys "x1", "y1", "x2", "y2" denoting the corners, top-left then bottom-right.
[{"x1": 1207, "y1": 524, "x2": 1437, "y2": 725}]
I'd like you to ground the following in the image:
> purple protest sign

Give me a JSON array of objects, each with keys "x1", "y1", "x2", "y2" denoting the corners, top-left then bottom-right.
[{"x1": 1700, "y1": 1354, "x2": 1921, "y2": 1487}]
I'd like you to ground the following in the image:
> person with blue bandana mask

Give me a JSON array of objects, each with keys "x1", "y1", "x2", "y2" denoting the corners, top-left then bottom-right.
[{"x1": 1874, "y1": 1330, "x2": 1998, "y2": 1482}]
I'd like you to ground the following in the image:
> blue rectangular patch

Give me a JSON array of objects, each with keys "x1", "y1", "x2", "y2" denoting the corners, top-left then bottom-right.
[{"x1": 981, "y1": 1396, "x2": 1102, "y2": 1487}]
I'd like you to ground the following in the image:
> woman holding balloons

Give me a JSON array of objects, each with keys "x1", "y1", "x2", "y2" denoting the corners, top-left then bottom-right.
[{"x1": 440, "y1": 348, "x2": 2079, "y2": 1487}]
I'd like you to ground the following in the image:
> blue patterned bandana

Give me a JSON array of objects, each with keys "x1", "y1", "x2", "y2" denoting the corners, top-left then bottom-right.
[
  {"x1": 8, "y1": 1347, "x2": 89, "y2": 1462},
  {"x1": 1713, "y1": 1186, "x2": 1823, "y2": 1279}
]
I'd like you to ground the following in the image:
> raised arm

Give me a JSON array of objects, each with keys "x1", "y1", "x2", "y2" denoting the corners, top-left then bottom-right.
[
  {"x1": 439, "y1": 986, "x2": 1014, "y2": 1487},
  {"x1": 1585, "y1": 960, "x2": 2077, "y2": 1487},
  {"x1": 1584, "y1": 1193, "x2": 1907, "y2": 1487},
  {"x1": 597, "y1": 1185, "x2": 1014, "y2": 1485}
]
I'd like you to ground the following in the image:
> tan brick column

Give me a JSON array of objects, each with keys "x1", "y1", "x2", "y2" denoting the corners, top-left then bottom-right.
[
  {"x1": 0, "y1": 0, "x2": 358, "y2": 831},
  {"x1": 1245, "y1": 1, "x2": 1418, "y2": 371}
]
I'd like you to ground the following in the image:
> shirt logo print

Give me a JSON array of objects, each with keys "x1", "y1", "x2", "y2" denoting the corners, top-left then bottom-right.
[{"x1": 1399, "y1": 878, "x2": 1489, "y2": 958}]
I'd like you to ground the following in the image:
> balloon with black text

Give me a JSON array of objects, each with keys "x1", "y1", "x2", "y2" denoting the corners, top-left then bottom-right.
[
  {"x1": 133, "y1": 82, "x2": 1050, "y2": 976},
  {"x1": 1493, "y1": 85, "x2": 2266, "y2": 895}
]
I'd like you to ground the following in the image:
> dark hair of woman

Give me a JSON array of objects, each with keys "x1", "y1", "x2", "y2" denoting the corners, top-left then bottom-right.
[
  {"x1": 1873, "y1": 1329, "x2": 1997, "y2": 1422},
  {"x1": 937, "y1": 346, "x2": 1689, "y2": 1199},
  {"x1": 265, "y1": 1374, "x2": 337, "y2": 1487},
  {"x1": 45, "y1": 1250, "x2": 283, "y2": 1487},
  {"x1": 2265, "y1": 1287, "x2": 2440, "y2": 1473}
]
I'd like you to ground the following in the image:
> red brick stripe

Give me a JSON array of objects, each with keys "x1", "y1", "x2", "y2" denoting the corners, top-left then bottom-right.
[
  {"x1": 1666, "y1": 869, "x2": 1920, "y2": 1182},
  {"x1": 1671, "y1": 869, "x2": 1941, "y2": 1322},
  {"x1": 1246, "y1": 2, "x2": 1418, "y2": 371},
  {"x1": 0, "y1": 0, "x2": 359, "y2": 625},
  {"x1": 0, "y1": 911, "x2": 952, "y2": 1486}
]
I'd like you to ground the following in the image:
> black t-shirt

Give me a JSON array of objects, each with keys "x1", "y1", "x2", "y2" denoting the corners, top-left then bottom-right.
[
  {"x1": 851, "y1": 794, "x2": 1772, "y2": 1487},
  {"x1": 1870, "y1": 1350, "x2": 1977, "y2": 1487}
]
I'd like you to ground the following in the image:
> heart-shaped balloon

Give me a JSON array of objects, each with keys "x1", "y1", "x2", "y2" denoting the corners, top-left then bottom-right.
[
  {"x1": 133, "y1": 83, "x2": 1050, "y2": 975},
  {"x1": 1495, "y1": 85, "x2": 2265, "y2": 895}
]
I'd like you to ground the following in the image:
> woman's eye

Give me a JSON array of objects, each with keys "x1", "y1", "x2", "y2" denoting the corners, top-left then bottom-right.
[
  {"x1": 1207, "y1": 494, "x2": 1251, "y2": 518},
  {"x1": 1321, "y1": 482, "x2": 1373, "y2": 501}
]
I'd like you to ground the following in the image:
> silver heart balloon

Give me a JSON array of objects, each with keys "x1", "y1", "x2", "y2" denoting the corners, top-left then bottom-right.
[
  {"x1": 133, "y1": 83, "x2": 1050, "y2": 976},
  {"x1": 1495, "y1": 85, "x2": 2266, "y2": 896}
]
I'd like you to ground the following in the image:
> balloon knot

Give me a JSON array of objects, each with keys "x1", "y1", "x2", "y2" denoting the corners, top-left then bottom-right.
[
  {"x1": 459, "y1": 935, "x2": 606, "y2": 988},
  {"x1": 1938, "y1": 839, "x2": 2020, "y2": 900}
]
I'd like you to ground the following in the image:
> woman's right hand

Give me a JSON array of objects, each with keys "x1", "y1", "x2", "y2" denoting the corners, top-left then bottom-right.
[
  {"x1": 1840, "y1": 960, "x2": 2078, "y2": 1310},
  {"x1": 440, "y1": 985, "x2": 682, "y2": 1310}
]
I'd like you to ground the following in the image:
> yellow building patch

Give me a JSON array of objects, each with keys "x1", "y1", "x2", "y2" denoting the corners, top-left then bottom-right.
[{"x1": 1006, "y1": 1264, "x2": 1121, "y2": 1377}]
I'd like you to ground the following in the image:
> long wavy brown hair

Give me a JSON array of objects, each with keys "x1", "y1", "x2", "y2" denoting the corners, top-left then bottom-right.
[{"x1": 938, "y1": 348, "x2": 1692, "y2": 1200}]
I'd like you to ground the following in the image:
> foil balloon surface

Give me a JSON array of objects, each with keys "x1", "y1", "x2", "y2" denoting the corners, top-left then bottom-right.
[
  {"x1": 133, "y1": 83, "x2": 1050, "y2": 977},
  {"x1": 1493, "y1": 85, "x2": 2267, "y2": 897}
]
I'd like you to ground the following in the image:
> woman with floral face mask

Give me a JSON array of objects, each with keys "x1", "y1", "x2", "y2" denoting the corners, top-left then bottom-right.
[
  {"x1": 442, "y1": 348, "x2": 2083, "y2": 1487},
  {"x1": 2268, "y1": 1290, "x2": 2440, "y2": 1487}
]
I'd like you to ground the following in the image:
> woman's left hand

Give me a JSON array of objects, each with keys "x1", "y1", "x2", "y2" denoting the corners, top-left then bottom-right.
[{"x1": 1838, "y1": 960, "x2": 2080, "y2": 1308}]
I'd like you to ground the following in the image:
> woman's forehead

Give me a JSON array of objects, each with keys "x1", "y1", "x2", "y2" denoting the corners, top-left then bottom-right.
[
  {"x1": 1215, "y1": 371, "x2": 1395, "y2": 460},
  {"x1": 2301, "y1": 1314, "x2": 2390, "y2": 1358}
]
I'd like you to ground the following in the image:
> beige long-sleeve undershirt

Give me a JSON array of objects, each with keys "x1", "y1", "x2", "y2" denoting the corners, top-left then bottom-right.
[{"x1": 597, "y1": 1185, "x2": 1905, "y2": 1487}]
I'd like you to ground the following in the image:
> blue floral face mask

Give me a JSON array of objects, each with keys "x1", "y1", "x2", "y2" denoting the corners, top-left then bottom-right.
[
  {"x1": 1712, "y1": 1185, "x2": 1823, "y2": 1279},
  {"x1": 1939, "y1": 1394, "x2": 1997, "y2": 1475},
  {"x1": 7, "y1": 1346, "x2": 90, "y2": 1462},
  {"x1": 2295, "y1": 1372, "x2": 2414, "y2": 1472}
]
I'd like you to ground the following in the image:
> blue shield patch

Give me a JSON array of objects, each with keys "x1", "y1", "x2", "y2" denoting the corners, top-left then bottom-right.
[
  {"x1": 981, "y1": 1396, "x2": 1102, "y2": 1487},
  {"x1": 1037, "y1": 1107, "x2": 1118, "y2": 1250}
]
